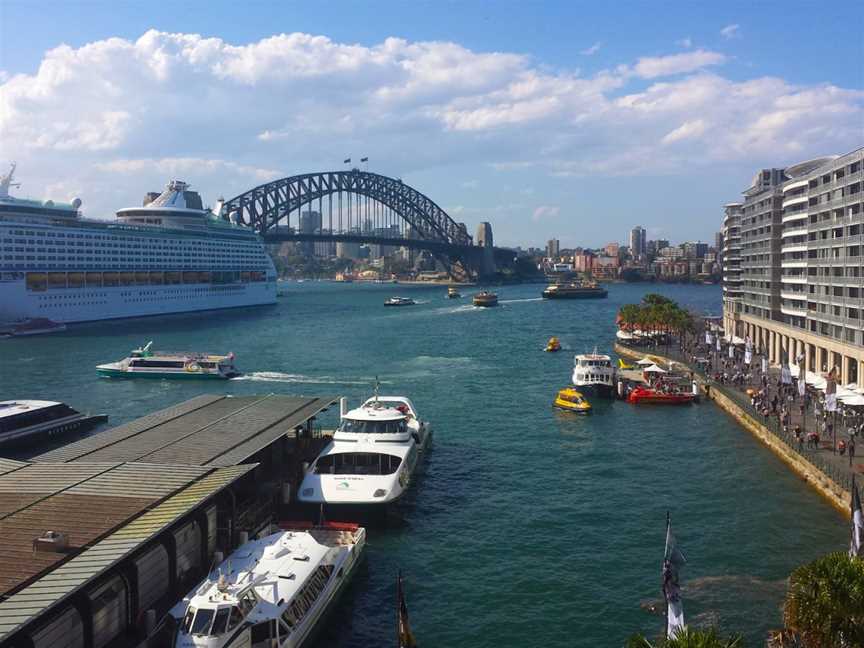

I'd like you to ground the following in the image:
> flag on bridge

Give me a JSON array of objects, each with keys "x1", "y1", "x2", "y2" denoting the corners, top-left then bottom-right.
[
  {"x1": 343, "y1": 158, "x2": 351, "y2": 164},
  {"x1": 662, "y1": 512, "x2": 686, "y2": 639},
  {"x1": 360, "y1": 157, "x2": 369, "y2": 162},
  {"x1": 851, "y1": 475, "x2": 864, "y2": 558}
]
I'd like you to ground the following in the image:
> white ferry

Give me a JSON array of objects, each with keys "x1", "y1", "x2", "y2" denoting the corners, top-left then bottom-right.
[
  {"x1": 0, "y1": 400, "x2": 107, "y2": 446},
  {"x1": 0, "y1": 164, "x2": 277, "y2": 324},
  {"x1": 298, "y1": 394, "x2": 432, "y2": 513},
  {"x1": 97, "y1": 341, "x2": 240, "y2": 379},
  {"x1": 572, "y1": 350, "x2": 617, "y2": 397},
  {"x1": 170, "y1": 522, "x2": 365, "y2": 648}
]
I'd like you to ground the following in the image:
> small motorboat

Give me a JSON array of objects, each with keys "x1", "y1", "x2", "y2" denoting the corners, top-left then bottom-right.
[
  {"x1": 554, "y1": 387, "x2": 592, "y2": 413},
  {"x1": 473, "y1": 291, "x2": 498, "y2": 307},
  {"x1": 447, "y1": 286, "x2": 461, "y2": 299},
  {"x1": 545, "y1": 337, "x2": 562, "y2": 353},
  {"x1": 626, "y1": 386, "x2": 696, "y2": 405},
  {"x1": 385, "y1": 296, "x2": 416, "y2": 307},
  {"x1": 0, "y1": 318, "x2": 67, "y2": 337}
]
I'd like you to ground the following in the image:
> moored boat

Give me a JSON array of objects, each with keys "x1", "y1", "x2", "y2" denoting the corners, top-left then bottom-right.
[
  {"x1": 97, "y1": 341, "x2": 241, "y2": 379},
  {"x1": 384, "y1": 297, "x2": 416, "y2": 307},
  {"x1": 542, "y1": 280, "x2": 607, "y2": 299},
  {"x1": 472, "y1": 291, "x2": 498, "y2": 307},
  {"x1": 298, "y1": 392, "x2": 432, "y2": 515},
  {"x1": 572, "y1": 350, "x2": 617, "y2": 397},
  {"x1": 626, "y1": 386, "x2": 696, "y2": 405},
  {"x1": 169, "y1": 522, "x2": 366, "y2": 647},
  {"x1": 0, "y1": 318, "x2": 66, "y2": 337},
  {"x1": 0, "y1": 400, "x2": 107, "y2": 446},
  {"x1": 447, "y1": 286, "x2": 461, "y2": 299},
  {"x1": 553, "y1": 388, "x2": 592, "y2": 414}
]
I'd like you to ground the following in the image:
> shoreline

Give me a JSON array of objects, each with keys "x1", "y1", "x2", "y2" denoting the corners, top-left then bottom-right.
[{"x1": 614, "y1": 342, "x2": 850, "y2": 515}]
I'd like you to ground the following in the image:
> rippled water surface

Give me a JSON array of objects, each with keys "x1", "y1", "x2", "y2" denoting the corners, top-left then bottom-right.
[{"x1": 0, "y1": 282, "x2": 846, "y2": 646}]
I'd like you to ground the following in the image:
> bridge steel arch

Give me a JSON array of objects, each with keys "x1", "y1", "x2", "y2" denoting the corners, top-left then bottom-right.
[{"x1": 221, "y1": 170, "x2": 472, "y2": 248}]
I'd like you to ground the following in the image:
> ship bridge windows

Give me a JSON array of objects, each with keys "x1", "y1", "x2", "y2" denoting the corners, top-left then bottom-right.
[
  {"x1": 314, "y1": 452, "x2": 402, "y2": 475},
  {"x1": 337, "y1": 418, "x2": 407, "y2": 435}
]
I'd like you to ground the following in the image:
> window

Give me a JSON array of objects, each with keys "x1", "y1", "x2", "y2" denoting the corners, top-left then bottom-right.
[
  {"x1": 190, "y1": 608, "x2": 214, "y2": 635},
  {"x1": 314, "y1": 452, "x2": 402, "y2": 476},
  {"x1": 212, "y1": 607, "x2": 231, "y2": 636},
  {"x1": 337, "y1": 418, "x2": 407, "y2": 434}
]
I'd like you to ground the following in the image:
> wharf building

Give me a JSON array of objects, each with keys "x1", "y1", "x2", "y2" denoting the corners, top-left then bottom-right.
[
  {"x1": 0, "y1": 394, "x2": 335, "y2": 648},
  {"x1": 722, "y1": 148, "x2": 864, "y2": 388}
]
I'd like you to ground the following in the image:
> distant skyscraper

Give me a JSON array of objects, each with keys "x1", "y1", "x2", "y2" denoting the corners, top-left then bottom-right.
[
  {"x1": 300, "y1": 210, "x2": 322, "y2": 257},
  {"x1": 546, "y1": 238, "x2": 560, "y2": 258},
  {"x1": 475, "y1": 222, "x2": 494, "y2": 248},
  {"x1": 629, "y1": 226, "x2": 646, "y2": 258}
]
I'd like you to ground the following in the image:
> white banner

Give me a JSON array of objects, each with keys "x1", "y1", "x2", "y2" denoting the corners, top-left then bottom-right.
[
  {"x1": 798, "y1": 377, "x2": 806, "y2": 397},
  {"x1": 728, "y1": 345, "x2": 734, "y2": 359},
  {"x1": 744, "y1": 349, "x2": 752, "y2": 365},
  {"x1": 762, "y1": 357, "x2": 768, "y2": 374},
  {"x1": 826, "y1": 393, "x2": 838, "y2": 412}
]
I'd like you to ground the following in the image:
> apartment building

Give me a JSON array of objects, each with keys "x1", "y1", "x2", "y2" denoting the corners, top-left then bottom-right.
[{"x1": 723, "y1": 148, "x2": 864, "y2": 388}]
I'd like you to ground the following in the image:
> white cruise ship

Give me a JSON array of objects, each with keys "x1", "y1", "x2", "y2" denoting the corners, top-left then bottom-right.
[{"x1": 0, "y1": 164, "x2": 276, "y2": 324}]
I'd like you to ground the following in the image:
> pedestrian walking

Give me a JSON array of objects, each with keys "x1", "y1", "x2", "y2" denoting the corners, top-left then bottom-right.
[{"x1": 850, "y1": 437, "x2": 856, "y2": 467}]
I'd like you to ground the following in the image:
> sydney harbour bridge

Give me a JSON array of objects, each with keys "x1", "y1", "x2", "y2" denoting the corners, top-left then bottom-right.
[{"x1": 220, "y1": 169, "x2": 511, "y2": 279}]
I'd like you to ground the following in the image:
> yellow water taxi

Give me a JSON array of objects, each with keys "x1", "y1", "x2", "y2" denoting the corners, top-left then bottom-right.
[
  {"x1": 618, "y1": 358, "x2": 635, "y2": 370},
  {"x1": 545, "y1": 337, "x2": 562, "y2": 352},
  {"x1": 553, "y1": 388, "x2": 592, "y2": 413}
]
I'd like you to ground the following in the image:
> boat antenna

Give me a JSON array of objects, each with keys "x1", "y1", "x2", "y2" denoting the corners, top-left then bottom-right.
[{"x1": 374, "y1": 376, "x2": 380, "y2": 402}]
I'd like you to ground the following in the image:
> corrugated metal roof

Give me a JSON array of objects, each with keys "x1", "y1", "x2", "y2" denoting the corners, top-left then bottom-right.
[
  {"x1": 0, "y1": 462, "x2": 209, "y2": 598},
  {"x1": 0, "y1": 458, "x2": 27, "y2": 476},
  {"x1": 0, "y1": 464, "x2": 255, "y2": 641},
  {"x1": 31, "y1": 394, "x2": 336, "y2": 467},
  {"x1": 32, "y1": 394, "x2": 223, "y2": 463}
]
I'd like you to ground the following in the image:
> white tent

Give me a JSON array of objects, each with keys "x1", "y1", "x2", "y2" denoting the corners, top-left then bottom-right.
[
  {"x1": 616, "y1": 330, "x2": 636, "y2": 341},
  {"x1": 723, "y1": 335, "x2": 746, "y2": 345},
  {"x1": 643, "y1": 364, "x2": 667, "y2": 374},
  {"x1": 637, "y1": 357, "x2": 655, "y2": 366}
]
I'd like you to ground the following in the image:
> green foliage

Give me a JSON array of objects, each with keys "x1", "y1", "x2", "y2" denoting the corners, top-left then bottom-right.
[
  {"x1": 642, "y1": 293, "x2": 675, "y2": 306},
  {"x1": 625, "y1": 627, "x2": 744, "y2": 648},
  {"x1": 617, "y1": 297, "x2": 695, "y2": 338},
  {"x1": 783, "y1": 551, "x2": 864, "y2": 647}
]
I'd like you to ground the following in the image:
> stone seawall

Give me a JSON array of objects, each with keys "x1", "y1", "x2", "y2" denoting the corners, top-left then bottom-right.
[{"x1": 614, "y1": 342, "x2": 850, "y2": 514}]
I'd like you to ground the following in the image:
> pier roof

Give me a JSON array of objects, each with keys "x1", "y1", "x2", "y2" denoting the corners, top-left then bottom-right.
[
  {"x1": 0, "y1": 463, "x2": 255, "y2": 641},
  {"x1": 33, "y1": 393, "x2": 336, "y2": 466}
]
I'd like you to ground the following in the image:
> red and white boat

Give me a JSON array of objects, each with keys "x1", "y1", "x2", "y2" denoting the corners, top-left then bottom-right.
[{"x1": 627, "y1": 386, "x2": 696, "y2": 405}]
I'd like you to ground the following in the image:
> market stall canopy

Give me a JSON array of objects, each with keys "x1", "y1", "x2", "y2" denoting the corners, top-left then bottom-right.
[
  {"x1": 723, "y1": 335, "x2": 746, "y2": 345},
  {"x1": 643, "y1": 364, "x2": 667, "y2": 373},
  {"x1": 637, "y1": 357, "x2": 655, "y2": 366}
]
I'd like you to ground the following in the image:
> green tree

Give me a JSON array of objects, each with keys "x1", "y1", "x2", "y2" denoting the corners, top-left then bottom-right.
[
  {"x1": 626, "y1": 627, "x2": 744, "y2": 648},
  {"x1": 643, "y1": 293, "x2": 675, "y2": 307},
  {"x1": 783, "y1": 552, "x2": 864, "y2": 647}
]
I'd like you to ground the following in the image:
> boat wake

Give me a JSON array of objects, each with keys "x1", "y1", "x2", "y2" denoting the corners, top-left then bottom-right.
[
  {"x1": 499, "y1": 297, "x2": 543, "y2": 304},
  {"x1": 232, "y1": 372, "x2": 385, "y2": 386}
]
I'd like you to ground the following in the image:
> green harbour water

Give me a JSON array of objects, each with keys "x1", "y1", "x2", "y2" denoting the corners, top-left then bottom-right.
[{"x1": 0, "y1": 282, "x2": 846, "y2": 646}]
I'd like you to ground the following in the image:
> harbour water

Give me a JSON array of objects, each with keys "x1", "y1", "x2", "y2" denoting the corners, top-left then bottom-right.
[{"x1": 0, "y1": 282, "x2": 846, "y2": 646}]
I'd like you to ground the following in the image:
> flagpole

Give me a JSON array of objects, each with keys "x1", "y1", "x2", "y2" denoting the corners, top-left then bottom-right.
[{"x1": 664, "y1": 511, "x2": 670, "y2": 639}]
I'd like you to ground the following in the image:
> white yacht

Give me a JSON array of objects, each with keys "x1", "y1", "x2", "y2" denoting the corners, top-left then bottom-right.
[
  {"x1": 0, "y1": 400, "x2": 107, "y2": 446},
  {"x1": 0, "y1": 165, "x2": 277, "y2": 324},
  {"x1": 170, "y1": 522, "x2": 365, "y2": 648},
  {"x1": 572, "y1": 351, "x2": 617, "y2": 397},
  {"x1": 298, "y1": 394, "x2": 432, "y2": 512}
]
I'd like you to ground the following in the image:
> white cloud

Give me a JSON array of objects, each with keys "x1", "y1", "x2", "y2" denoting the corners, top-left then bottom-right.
[
  {"x1": 720, "y1": 24, "x2": 741, "y2": 40},
  {"x1": 676, "y1": 37, "x2": 693, "y2": 48},
  {"x1": 0, "y1": 29, "x2": 861, "y2": 224},
  {"x1": 632, "y1": 49, "x2": 727, "y2": 79},
  {"x1": 532, "y1": 205, "x2": 560, "y2": 221},
  {"x1": 581, "y1": 42, "x2": 602, "y2": 56},
  {"x1": 662, "y1": 119, "x2": 708, "y2": 144}
]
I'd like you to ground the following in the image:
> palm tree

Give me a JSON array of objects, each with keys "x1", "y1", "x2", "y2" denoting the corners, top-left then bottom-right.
[
  {"x1": 626, "y1": 627, "x2": 744, "y2": 648},
  {"x1": 783, "y1": 551, "x2": 864, "y2": 647}
]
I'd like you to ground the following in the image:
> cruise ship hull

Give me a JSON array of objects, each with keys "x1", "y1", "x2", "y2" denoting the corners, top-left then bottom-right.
[{"x1": 0, "y1": 278, "x2": 276, "y2": 324}]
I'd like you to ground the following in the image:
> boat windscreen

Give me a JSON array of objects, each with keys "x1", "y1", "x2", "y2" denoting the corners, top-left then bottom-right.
[
  {"x1": 314, "y1": 452, "x2": 402, "y2": 475},
  {"x1": 190, "y1": 607, "x2": 215, "y2": 635},
  {"x1": 338, "y1": 418, "x2": 407, "y2": 434}
]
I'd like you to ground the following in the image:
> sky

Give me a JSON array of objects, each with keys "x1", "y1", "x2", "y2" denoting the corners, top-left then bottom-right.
[{"x1": 1, "y1": 0, "x2": 862, "y2": 248}]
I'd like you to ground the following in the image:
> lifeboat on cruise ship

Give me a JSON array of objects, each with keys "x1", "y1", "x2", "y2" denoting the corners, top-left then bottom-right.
[{"x1": 626, "y1": 386, "x2": 695, "y2": 405}]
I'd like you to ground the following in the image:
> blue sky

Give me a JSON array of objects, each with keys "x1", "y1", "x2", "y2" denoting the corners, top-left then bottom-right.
[{"x1": 1, "y1": 0, "x2": 862, "y2": 247}]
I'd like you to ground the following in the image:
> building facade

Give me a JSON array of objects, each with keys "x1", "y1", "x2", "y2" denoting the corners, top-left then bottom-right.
[
  {"x1": 723, "y1": 148, "x2": 864, "y2": 388},
  {"x1": 721, "y1": 203, "x2": 743, "y2": 332},
  {"x1": 629, "y1": 226, "x2": 646, "y2": 258}
]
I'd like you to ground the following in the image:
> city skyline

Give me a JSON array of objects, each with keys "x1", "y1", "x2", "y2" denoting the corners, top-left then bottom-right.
[{"x1": 1, "y1": 0, "x2": 862, "y2": 248}]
